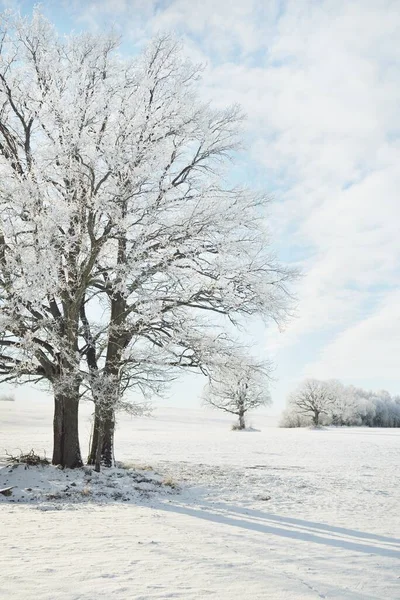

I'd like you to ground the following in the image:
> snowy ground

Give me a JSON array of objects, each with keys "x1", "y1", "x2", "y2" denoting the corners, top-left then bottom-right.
[{"x1": 1, "y1": 397, "x2": 399, "y2": 599}]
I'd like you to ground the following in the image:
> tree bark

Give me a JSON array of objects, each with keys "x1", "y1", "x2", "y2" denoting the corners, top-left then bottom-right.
[
  {"x1": 87, "y1": 403, "x2": 100, "y2": 465},
  {"x1": 100, "y1": 409, "x2": 114, "y2": 468},
  {"x1": 312, "y1": 410, "x2": 320, "y2": 427},
  {"x1": 94, "y1": 422, "x2": 103, "y2": 473},
  {"x1": 52, "y1": 386, "x2": 83, "y2": 469},
  {"x1": 238, "y1": 410, "x2": 246, "y2": 430},
  {"x1": 52, "y1": 288, "x2": 82, "y2": 468},
  {"x1": 88, "y1": 404, "x2": 115, "y2": 468}
]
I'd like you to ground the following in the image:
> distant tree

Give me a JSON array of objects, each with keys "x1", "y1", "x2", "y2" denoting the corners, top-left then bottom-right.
[
  {"x1": 352, "y1": 387, "x2": 400, "y2": 428},
  {"x1": 288, "y1": 379, "x2": 337, "y2": 427},
  {"x1": 329, "y1": 382, "x2": 360, "y2": 426},
  {"x1": 0, "y1": 394, "x2": 15, "y2": 401},
  {"x1": 283, "y1": 380, "x2": 400, "y2": 428},
  {"x1": 203, "y1": 360, "x2": 271, "y2": 430}
]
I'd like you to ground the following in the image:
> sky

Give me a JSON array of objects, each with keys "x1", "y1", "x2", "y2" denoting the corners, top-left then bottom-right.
[{"x1": 2, "y1": 0, "x2": 400, "y2": 412}]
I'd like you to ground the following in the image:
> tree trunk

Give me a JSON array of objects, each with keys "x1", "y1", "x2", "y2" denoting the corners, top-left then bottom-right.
[
  {"x1": 51, "y1": 291, "x2": 82, "y2": 468},
  {"x1": 101, "y1": 410, "x2": 115, "y2": 467},
  {"x1": 87, "y1": 404, "x2": 100, "y2": 465},
  {"x1": 238, "y1": 410, "x2": 246, "y2": 430},
  {"x1": 312, "y1": 410, "x2": 320, "y2": 427},
  {"x1": 94, "y1": 423, "x2": 103, "y2": 473},
  {"x1": 88, "y1": 403, "x2": 115, "y2": 468},
  {"x1": 52, "y1": 387, "x2": 83, "y2": 469},
  {"x1": 87, "y1": 281, "x2": 130, "y2": 469}
]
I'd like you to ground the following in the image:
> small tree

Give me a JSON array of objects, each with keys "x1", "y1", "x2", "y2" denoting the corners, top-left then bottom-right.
[
  {"x1": 288, "y1": 379, "x2": 337, "y2": 427},
  {"x1": 203, "y1": 361, "x2": 271, "y2": 429}
]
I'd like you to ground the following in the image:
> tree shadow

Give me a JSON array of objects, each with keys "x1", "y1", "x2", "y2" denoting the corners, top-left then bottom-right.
[
  {"x1": 210, "y1": 503, "x2": 400, "y2": 546},
  {"x1": 156, "y1": 502, "x2": 400, "y2": 559}
]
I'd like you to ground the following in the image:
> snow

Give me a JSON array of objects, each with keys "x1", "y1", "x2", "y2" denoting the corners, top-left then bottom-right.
[
  {"x1": 1, "y1": 397, "x2": 400, "y2": 599},
  {"x1": 0, "y1": 463, "x2": 176, "y2": 505}
]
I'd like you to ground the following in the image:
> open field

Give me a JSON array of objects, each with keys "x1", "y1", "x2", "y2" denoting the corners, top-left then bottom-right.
[{"x1": 1, "y1": 398, "x2": 399, "y2": 599}]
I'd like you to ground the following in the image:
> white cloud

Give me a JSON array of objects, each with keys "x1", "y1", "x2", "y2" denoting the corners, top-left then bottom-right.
[
  {"x1": 306, "y1": 289, "x2": 400, "y2": 389},
  {"x1": 150, "y1": 0, "x2": 279, "y2": 59}
]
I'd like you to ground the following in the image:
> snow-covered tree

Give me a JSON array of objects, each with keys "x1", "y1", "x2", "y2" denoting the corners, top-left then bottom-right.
[
  {"x1": 351, "y1": 387, "x2": 400, "y2": 428},
  {"x1": 203, "y1": 360, "x2": 271, "y2": 429},
  {"x1": 287, "y1": 379, "x2": 337, "y2": 427},
  {"x1": 329, "y1": 383, "x2": 360, "y2": 426},
  {"x1": 0, "y1": 11, "x2": 295, "y2": 468},
  {"x1": 0, "y1": 11, "x2": 119, "y2": 467},
  {"x1": 282, "y1": 380, "x2": 400, "y2": 428},
  {"x1": 80, "y1": 35, "x2": 295, "y2": 464}
]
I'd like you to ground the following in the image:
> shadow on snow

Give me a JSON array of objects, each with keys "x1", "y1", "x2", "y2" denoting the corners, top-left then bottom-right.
[{"x1": 156, "y1": 501, "x2": 400, "y2": 560}]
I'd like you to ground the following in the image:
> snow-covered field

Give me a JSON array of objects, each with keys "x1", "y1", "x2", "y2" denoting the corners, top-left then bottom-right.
[{"x1": 1, "y1": 397, "x2": 399, "y2": 599}]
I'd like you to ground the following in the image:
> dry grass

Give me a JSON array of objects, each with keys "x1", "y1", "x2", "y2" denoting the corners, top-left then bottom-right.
[{"x1": 162, "y1": 476, "x2": 179, "y2": 490}]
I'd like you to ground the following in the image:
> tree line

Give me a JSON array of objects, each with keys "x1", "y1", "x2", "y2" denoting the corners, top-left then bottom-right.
[
  {"x1": 281, "y1": 379, "x2": 400, "y2": 428},
  {"x1": 0, "y1": 11, "x2": 295, "y2": 469}
]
